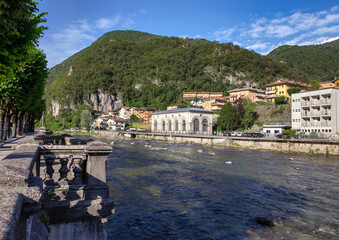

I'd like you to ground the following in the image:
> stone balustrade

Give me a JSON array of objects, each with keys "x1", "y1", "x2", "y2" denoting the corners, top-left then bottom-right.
[{"x1": 0, "y1": 131, "x2": 114, "y2": 240}]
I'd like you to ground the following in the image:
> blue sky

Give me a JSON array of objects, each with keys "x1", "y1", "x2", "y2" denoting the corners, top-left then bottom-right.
[{"x1": 38, "y1": 0, "x2": 339, "y2": 68}]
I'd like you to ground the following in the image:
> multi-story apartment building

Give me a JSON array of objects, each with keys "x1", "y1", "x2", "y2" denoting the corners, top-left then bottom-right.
[
  {"x1": 228, "y1": 87, "x2": 266, "y2": 103},
  {"x1": 204, "y1": 98, "x2": 228, "y2": 111},
  {"x1": 291, "y1": 88, "x2": 339, "y2": 135},
  {"x1": 320, "y1": 77, "x2": 339, "y2": 89},
  {"x1": 182, "y1": 92, "x2": 223, "y2": 99},
  {"x1": 265, "y1": 80, "x2": 309, "y2": 103}
]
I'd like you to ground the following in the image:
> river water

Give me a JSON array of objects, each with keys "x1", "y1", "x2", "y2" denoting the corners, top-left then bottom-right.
[{"x1": 101, "y1": 139, "x2": 338, "y2": 240}]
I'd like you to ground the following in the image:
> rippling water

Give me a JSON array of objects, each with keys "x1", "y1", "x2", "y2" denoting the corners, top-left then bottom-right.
[{"x1": 100, "y1": 138, "x2": 338, "y2": 240}]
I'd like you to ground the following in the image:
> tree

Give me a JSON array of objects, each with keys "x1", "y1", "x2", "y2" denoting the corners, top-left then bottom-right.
[
  {"x1": 309, "y1": 80, "x2": 321, "y2": 90},
  {"x1": 275, "y1": 96, "x2": 287, "y2": 105},
  {"x1": 80, "y1": 110, "x2": 92, "y2": 131},
  {"x1": 72, "y1": 114, "x2": 80, "y2": 128},
  {"x1": 0, "y1": 0, "x2": 47, "y2": 138},
  {"x1": 217, "y1": 102, "x2": 237, "y2": 130},
  {"x1": 129, "y1": 114, "x2": 139, "y2": 123},
  {"x1": 287, "y1": 87, "x2": 301, "y2": 96},
  {"x1": 235, "y1": 99, "x2": 244, "y2": 128},
  {"x1": 241, "y1": 100, "x2": 256, "y2": 129}
]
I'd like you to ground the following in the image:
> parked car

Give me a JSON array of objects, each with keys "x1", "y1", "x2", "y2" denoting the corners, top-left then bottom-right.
[
  {"x1": 223, "y1": 132, "x2": 232, "y2": 136},
  {"x1": 252, "y1": 132, "x2": 265, "y2": 138},
  {"x1": 236, "y1": 132, "x2": 243, "y2": 137},
  {"x1": 231, "y1": 132, "x2": 237, "y2": 137},
  {"x1": 276, "y1": 133, "x2": 290, "y2": 139},
  {"x1": 293, "y1": 134, "x2": 301, "y2": 139},
  {"x1": 243, "y1": 132, "x2": 252, "y2": 137},
  {"x1": 126, "y1": 128, "x2": 136, "y2": 132},
  {"x1": 138, "y1": 128, "x2": 146, "y2": 132}
]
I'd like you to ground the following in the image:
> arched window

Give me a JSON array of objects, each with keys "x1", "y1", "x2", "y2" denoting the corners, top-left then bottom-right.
[
  {"x1": 175, "y1": 120, "x2": 179, "y2": 131},
  {"x1": 202, "y1": 119, "x2": 208, "y2": 132},
  {"x1": 154, "y1": 120, "x2": 158, "y2": 131},
  {"x1": 182, "y1": 120, "x2": 186, "y2": 131},
  {"x1": 193, "y1": 118, "x2": 199, "y2": 132},
  {"x1": 162, "y1": 121, "x2": 165, "y2": 131},
  {"x1": 168, "y1": 120, "x2": 172, "y2": 131}
]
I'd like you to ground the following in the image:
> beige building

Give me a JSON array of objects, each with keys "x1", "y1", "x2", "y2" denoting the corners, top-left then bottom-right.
[
  {"x1": 183, "y1": 92, "x2": 223, "y2": 99},
  {"x1": 228, "y1": 87, "x2": 266, "y2": 103},
  {"x1": 291, "y1": 88, "x2": 339, "y2": 135},
  {"x1": 204, "y1": 98, "x2": 228, "y2": 111},
  {"x1": 151, "y1": 108, "x2": 213, "y2": 135}
]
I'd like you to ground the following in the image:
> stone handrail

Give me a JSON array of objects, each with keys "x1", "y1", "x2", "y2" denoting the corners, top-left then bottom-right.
[{"x1": 0, "y1": 132, "x2": 114, "y2": 239}]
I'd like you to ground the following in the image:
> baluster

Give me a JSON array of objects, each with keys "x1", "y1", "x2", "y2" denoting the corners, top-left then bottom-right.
[
  {"x1": 72, "y1": 155, "x2": 83, "y2": 185},
  {"x1": 58, "y1": 155, "x2": 69, "y2": 184},
  {"x1": 44, "y1": 154, "x2": 56, "y2": 186}
]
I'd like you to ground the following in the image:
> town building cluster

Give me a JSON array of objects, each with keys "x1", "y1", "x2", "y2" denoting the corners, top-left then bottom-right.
[{"x1": 92, "y1": 107, "x2": 155, "y2": 131}]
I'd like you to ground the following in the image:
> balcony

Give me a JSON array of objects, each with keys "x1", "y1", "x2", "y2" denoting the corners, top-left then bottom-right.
[
  {"x1": 321, "y1": 111, "x2": 331, "y2": 116},
  {"x1": 311, "y1": 112, "x2": 321, "y2": 117},
  {"x1": 301, "y1": 102, "x2": 310, "y2": 107},
  {"x1": 255, "y1": 93, "x2": 267, "y2": 98},
  {"x1": 266, "y1": 94, "x2": 277, "y2": 98},
  {"x1": 311, "y1": 100, "x2": 320, "y2": 106},
  {"x1": 301, "y1": 112, "x2": 310, "y2": 117},
  {"x1": 265, "y1": 90, "x2": 276, "y2": 94},
  {"x1": 321, "y1": 99, "x2": 331, "y2": 105},
  {"x1": 322, "y1": 122, "x2": 332, "y2": 127}
]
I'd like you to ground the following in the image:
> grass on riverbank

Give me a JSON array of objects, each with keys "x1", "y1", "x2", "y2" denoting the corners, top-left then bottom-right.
[{"x1": 56, "y1": 130, "x2": 100, "y2": 135}]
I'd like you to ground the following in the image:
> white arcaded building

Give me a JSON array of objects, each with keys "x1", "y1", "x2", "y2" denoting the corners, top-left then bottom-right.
[
  {"x1": 151, "y1": 108, "x2": 213, "y2": 135},
  {"x1": 291, "y1": 88, "x2": 339, "y2": 135}
]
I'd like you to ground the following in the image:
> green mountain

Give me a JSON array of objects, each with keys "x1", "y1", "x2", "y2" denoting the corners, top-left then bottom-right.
[
  {"x1": 45, "y1": 30, "x2": 307, "y2": 114},
  {"x1": 268, "y1": 39, "x2": 339, "y2": 81}
]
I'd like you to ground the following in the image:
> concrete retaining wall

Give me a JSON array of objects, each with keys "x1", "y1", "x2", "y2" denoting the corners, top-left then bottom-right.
[{"x1": 100, "y1": 132, "x2": 339, "y2": 156}]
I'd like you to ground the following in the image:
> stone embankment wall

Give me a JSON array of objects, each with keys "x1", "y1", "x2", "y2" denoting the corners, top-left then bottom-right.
[{"x1": 99, "y1": 131, "x2": 339, "y2": 156}]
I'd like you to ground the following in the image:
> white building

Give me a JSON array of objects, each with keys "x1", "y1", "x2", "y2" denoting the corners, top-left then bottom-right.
[
  {"x1": 262, "y1": 122, "x2": 291, "y2": 137},
  {"x1": 151, "y1": 108, "x2": 213, "y2": 135},
  {"x1": 119, "y1": 107, "x2": 131, "y2": 119},
  {"x1": 107, "y1": 118, "x2": 126, "y2": 131},
  {"x1": 291, "y1": 88, "x2": 339, "y2": 135}
]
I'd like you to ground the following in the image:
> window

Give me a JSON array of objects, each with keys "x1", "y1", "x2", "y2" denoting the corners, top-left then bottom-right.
[
  {"x1": 162, "y1": 121, "x2": 165, "y2": 131},
  {"x1": 182, "y1": 120, "x2": 186, "y2": 131},
  {"x1": 154, "y1": 120, "x2": 157, "y2": 130},
  {"x1": 175, "y1": 120, "x2": 178, "y2": 131},
  {"x1": 193, "y1": 119, "x2": 199, "y2": 132},
  {"x1": 168, "y1": 120, "x2": 172, "y2": 131},
  {"x1": 202, "y1": 119, "x2": 208, "y2": 132}
]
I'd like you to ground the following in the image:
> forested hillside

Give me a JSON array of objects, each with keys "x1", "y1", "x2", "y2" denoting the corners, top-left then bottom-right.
[
  {"x1": 46, "y1": 30, "x2": 307, "y2": 113},
  {"x1": 268, "y1": 39, "x2": 339, "y2": 81}
]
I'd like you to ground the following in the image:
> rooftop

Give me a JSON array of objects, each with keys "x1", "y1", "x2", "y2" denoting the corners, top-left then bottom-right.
[{"x1": 152, "y1": 107, "x2": 213, "y2": 115}]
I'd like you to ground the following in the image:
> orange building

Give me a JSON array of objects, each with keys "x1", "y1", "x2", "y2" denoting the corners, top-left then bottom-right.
[
  {"x1": 320, "y1": 77, "x2": 339, "y2": 89},
  {"x1": 228, "y1": 87, "x2": 266, "y2": 103},
  {"x1": 204, "y1": 98, "x2": 229, "y2": 111},
  {"x1": 167, "y1": 105, "x2": 178, "y2": 110}
]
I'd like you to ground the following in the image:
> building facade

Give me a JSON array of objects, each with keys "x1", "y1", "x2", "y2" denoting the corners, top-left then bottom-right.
[
  {"x1": 203, "y1": 98, "x2": 228, "y2": 111},
  {"x1": 291, "y1": 88, "x2": 339, "y2": 135},
  {"x1": 183, "y1": 92, "x2": 223, "y2": 99},
  {"x1": 107, "y1": 118, "x2": 126, "y2": 131},
  {"x1": 265, "y1": 79, "x2": 309, "y2": 103},
  {"x1": 151, "y1": 108, "x2": 213, "y2": 135},
  {"x1": 228, "y1": 87, "x2": 266, "y2": 103}
]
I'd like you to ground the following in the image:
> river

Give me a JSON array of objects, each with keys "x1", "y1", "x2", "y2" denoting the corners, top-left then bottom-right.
[{"x1": 99, "y1": 138, "x2": 338, "y2": 239}]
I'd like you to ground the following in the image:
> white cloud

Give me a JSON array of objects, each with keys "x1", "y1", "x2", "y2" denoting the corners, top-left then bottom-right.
[
  {"x1": 212, "y1": 27, "x2": 235, "y2": 41},
  {"x1": 212, "y1": 5, "x2": 339, "y2": 54},
  {"x1": 42, "y1": 13, "x2": 138, "y2": 67},
  {"x1": 95, "y1": 13, "x2": 135, "y2": 30},
  {"x1": 321, "y1": 35, "x2": 339, "y2": 44}
]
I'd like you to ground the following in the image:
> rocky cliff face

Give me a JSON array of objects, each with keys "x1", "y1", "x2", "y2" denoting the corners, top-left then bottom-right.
[{"x1": 51, "y1": 90, "x2": 123, "y2": 116}]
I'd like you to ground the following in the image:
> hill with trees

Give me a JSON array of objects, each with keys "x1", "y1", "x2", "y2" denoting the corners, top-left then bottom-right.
[
  {"x1": 45, "y1": 30, "x2": 308, "y2": 124},
  {"x1": 268, "y1": 39, "x2": 339, "y2": 81}
]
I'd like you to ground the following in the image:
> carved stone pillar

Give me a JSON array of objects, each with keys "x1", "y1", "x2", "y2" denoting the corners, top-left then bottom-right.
[
  {"x1": 44, "y1": 154, "x2": 55, "y2": 186},
  {"x1": 72, "y1": 155, "x2": 83, "y2": 185},
  {"x1": 58, "y1": 155, "x2": 69, "y2": 184}
]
